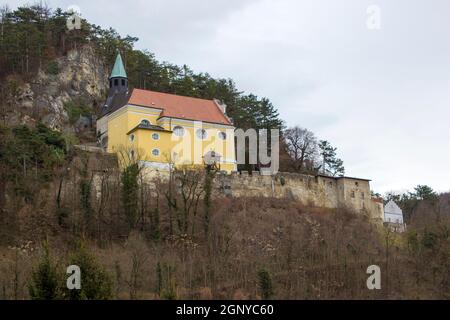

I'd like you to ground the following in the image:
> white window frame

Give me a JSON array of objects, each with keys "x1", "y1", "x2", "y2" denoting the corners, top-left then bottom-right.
[
  {"x1": 218, "y1": 131, "x2": 227, "y2": 140},
  {"x1": 196, "y1": 128, "x2": 208, "y2": 140},
  {"x1": 152, "y1": 148, "x2": 160, "y2": 157},
  {"x1": 129, "y1": 134, "x2": 135, "y2": 142},
  {"x1": 173, "y1": 126, "x2": 185, "y2": 137},
  {"x1": 152, "y1": 133, "x2": 160, "y2": 140}
]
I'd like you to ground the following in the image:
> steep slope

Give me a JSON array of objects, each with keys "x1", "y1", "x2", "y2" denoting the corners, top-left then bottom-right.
[{"x1": 4, "y1": 45, "x2": 108, "y2": 135}]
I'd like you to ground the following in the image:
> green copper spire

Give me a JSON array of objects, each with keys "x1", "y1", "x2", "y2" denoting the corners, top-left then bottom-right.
[{"x1": 110, "y1": 52, "x2": 127, "y2": 79}]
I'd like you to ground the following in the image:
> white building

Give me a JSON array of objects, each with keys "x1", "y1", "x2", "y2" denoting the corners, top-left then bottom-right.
[{"x1": 384, "y1": 200, "x2": 405, "y2": 231}]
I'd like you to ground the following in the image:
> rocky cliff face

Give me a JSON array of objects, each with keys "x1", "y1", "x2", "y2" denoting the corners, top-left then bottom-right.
[{"x1": 6, "y1": 45, "x2": 109, "y2": 135}]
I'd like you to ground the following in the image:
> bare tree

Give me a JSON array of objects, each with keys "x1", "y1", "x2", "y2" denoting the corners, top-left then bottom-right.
[
  {"x1": 169, "y1": 165, "x2": 205, "y2": 236},
  {"x1": 117, "y1": 147, "x2": 145, "y2": 230},
  {"x1": 283, "y1": 126, "x2": 318, "y2": 172}
]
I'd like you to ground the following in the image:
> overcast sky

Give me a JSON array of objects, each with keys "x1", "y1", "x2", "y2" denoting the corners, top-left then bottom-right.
[{"x1": 5, "y1": 0, "x2": 450, "y2": 194}]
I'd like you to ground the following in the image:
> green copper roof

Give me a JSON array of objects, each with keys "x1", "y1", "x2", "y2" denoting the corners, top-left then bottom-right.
[{"x1": 110, "y1": 52, "x2": 127, "y2": 78}]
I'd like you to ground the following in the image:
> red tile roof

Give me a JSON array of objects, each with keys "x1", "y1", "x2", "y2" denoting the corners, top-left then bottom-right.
[
  {"x1": 128, "y1": 89, "x2": 232, "y2": 125},
  {"x1": 372, "y1": 197, "x2": 384, "y2": 204}
]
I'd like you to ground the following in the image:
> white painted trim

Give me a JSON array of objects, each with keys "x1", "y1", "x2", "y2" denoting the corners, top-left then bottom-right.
[
  {"x1": 127, "y1": 104, "x2": 164, "y2": 113},
  {"x1": 158, "y1": 117, "x2": 235, "y2": 129},
  {"x1": 139, "y1": 160, "x2": 171, "y2": 171},
  {"x1": 221, "y1": 158, "x2": 237, "y2": 164},
  {"x1": 103, "y1": 105, "x2": 162, "y2": 123},
  {"x1": 104, "y1": 107, "x2": 127, "y2": 122},
  {"x1": 129, "y1": 110, "x2": 161, "y2": 117}
]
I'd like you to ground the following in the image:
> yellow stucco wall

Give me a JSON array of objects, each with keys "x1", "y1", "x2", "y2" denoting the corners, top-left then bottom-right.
[{"x1": 101, "y1": 105, "x2": 237, "y2": 173}]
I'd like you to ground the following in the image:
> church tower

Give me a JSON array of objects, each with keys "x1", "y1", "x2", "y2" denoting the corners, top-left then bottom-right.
[
  {"x1": 100, "y1": 52, "x2": 129, "y2": 118},
  {"x1": 108, "y1": 52, "x2": 128, "y2": 95}
]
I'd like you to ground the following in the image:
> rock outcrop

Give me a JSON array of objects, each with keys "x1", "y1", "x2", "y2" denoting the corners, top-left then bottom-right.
[{"x1": 6, "y1": 45, "x2": 108, "y2": 133}]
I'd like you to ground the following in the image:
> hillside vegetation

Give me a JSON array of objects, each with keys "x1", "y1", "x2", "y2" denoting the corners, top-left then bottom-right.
[
  {"x1": 0, "y1": 147, "x2": 449, "y2": 300},
  {"x1": 1, "y1": 3, "x2": 450, "y2": 300},
  {"x1": 0, "y1": 4, "x2": 283, "y2": 132}
]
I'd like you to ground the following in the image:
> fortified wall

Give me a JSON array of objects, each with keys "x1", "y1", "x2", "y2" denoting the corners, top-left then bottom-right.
[
  {"x1": 139, "y1": 167, "x2": 384, "y2": 221},
  {"x1": 76, "y1": 148, "x2": 384, "y2": 221},
  {"x1": 212, "y1": 171, "x2": 384, "y2": 220}
]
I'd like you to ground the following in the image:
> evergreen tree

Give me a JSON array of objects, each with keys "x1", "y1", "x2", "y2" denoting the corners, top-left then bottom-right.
[
  {"x1": 28, "y1": 242, "x2": 62, "y2": 300},
  {"x1": 66, "y1": 243, "x2": 113, "y2": 300},
  {"x1": 413, "y1": 185, "x2": 438, "y2": 201},
  {"x1": 121, "y1": 163, "x2": 140, "y2": 229},
  {"x1": 156, "y1": 262, "x2": 177, "y2": 300},
  {"x1": 318, "y1": 140, "x2": 345, "y2": 177},
  {"x1": 0, "y1": 4, "x2": 284, "y2": 138},
  {"x1": 257, "y1": 268, "x2": 274, "y2": 300},
  {"x1": 385, "y1": 185, "x2": 439, "y2": 223}
]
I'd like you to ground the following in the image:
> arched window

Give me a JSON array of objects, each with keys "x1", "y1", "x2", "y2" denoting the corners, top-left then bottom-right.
[
  {"x1": 173, "y1": 126, "x2": 185, "y2": 137},
  {"x1": 218, "y1": 131, "x2": 227, "y2": 140},
  {"x1": 129, "y1": 134, "x2": 135, "y2": 142},
  {"x1": 196, "y1": 129, "x2": 207, "y2": 140},
  {"x1": 140, "y1": 119, "x2": 151, "y2": 126},
  {"x1": 114, "y1": 79, "x2": 118, "y2": 86},
  {"x1": 121, "y1": 79, "x2": 126, "y2": 86}
]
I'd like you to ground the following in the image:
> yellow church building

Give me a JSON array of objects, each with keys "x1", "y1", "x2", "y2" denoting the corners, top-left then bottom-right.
[{"x1": 96, "y1": 53, "x2": 237, "y2": 173}]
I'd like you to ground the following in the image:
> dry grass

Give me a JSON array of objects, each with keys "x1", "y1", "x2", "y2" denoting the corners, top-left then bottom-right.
[{"x1": 1, "y1": 153, "x2": 450, "y2": 300}]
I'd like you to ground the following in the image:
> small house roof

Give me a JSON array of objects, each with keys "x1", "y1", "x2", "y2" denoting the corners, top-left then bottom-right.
[{"x1": 127, "y1": 123, "x2": 172, "y2": 135}]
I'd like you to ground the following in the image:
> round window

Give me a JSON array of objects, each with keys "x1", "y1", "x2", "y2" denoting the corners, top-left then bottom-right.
[
  {"x1": 173, "y1": 126, "x2": 185, "y2": 137},
  {"x1": 152, "y1": 149, "x2": 160, "y2": 156},
  {"x1": 218, "y1": 131, "x2": 227, "y2": 140},
  {"x1": 152, "y1": 133, "x2": 159, "y2": 140},
  {"x1": 196, "y1": 129, "x2": 207, "y2": 140}
]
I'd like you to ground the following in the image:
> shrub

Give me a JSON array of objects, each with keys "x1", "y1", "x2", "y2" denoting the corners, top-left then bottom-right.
[
  {"x1": 46, "y1": 60, "x2": 59, "y2": 75},
  {"x1": 422, "y1": 230, "x2": 438, "y2": 249},
  {"x1": 0, "y1": 123, "x2": 66, "y2": 201},
  {"x1": 157, "y1": 262, "x2": 177, "y2": 300},
  {"x1": 64, "y1": 101, "x2": 91, "y2": 124},
  {"x1": 257, "y1": 268, "x2": 273, "y2": 300},
  {"x1": 28, "y1": 243, "x2": 62, "y2": 300},
  {"x1": 121, "y1": 164, "x2": 140, "y2": 230},
  {"x1": 65, "y1": 244, "x2": 113, "y2": 300}
]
